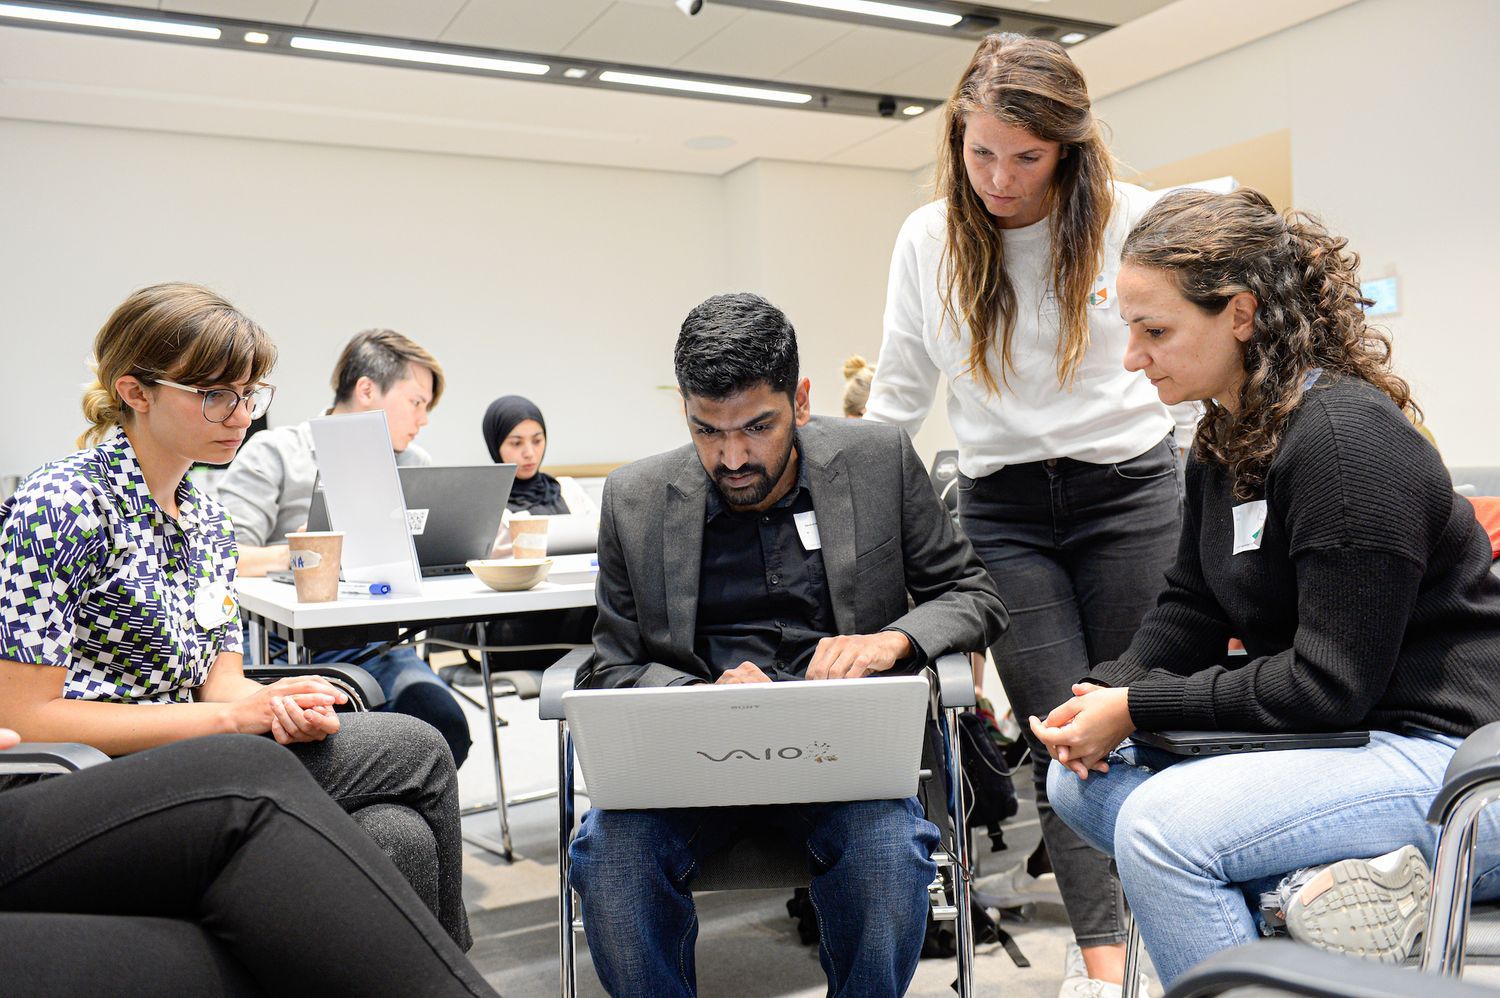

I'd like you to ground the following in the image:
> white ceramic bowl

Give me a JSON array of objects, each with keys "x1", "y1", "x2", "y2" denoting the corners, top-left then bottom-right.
[{"x1": 467, "y1": 558, "x2": 552, "y2": 592}]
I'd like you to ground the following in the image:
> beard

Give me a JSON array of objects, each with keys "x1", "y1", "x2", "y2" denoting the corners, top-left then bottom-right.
[{"x1": 714, "y1": 432, "x2": 795, "y2": 509}]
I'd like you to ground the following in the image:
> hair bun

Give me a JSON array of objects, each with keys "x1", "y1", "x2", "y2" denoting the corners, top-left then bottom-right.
[
  {"x1": 842, "y1": 355, "x2": 871, "y2": 380},
  {"x1": 77, "y1": 381, "x2": 120, "y2": 448}
]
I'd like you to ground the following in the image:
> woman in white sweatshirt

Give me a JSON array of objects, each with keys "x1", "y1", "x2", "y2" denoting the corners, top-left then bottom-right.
[{"x1": 864, "y1": 33, "x2": 1192, "y2": 998}]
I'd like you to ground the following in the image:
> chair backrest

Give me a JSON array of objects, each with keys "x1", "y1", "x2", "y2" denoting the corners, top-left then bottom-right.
[
  {"x1": 929, "y1": 450, "x2": 960, "y2": 516},
  {"x1": 1451, "y1": 466, "x2": 1500, "y2": 498},
  {"x1": 0, "y1": 742, "x2": 110, "y2": 777}
]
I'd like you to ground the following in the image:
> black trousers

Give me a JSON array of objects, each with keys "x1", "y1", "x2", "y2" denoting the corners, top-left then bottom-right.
[
  {"x1": 958, "y1": 436, "x2": 1182, "y2": 947},
  {"x1": 0, "y1": 734, "x2": 498, "y2": 998}
]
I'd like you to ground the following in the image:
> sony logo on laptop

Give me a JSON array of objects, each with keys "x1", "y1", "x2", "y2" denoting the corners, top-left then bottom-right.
[{"x1": 697, "y1": 741, "x2": 838, "y2": 764}]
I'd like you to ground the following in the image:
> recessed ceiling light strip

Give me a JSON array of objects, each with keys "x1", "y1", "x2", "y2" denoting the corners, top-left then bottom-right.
[
  {"x1": 0, "y1": 1, "x2": 219, "y2": 39},
  {"x1": 289, "y1": 36, "x2": 548, "y2": 76},
  {"x1": 597, "y1": 70, "x2": 812, "y2": 105},
  {"x1": 763, "y1": 0, "x2": 961, "y2": 28}
]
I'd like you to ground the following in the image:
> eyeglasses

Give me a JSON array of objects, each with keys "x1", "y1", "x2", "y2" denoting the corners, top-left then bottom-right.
[{"x1": 155, "y1": 379, "x2": 276, "y2": 423}]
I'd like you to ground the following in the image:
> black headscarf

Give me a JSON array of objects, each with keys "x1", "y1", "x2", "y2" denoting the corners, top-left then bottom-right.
[{"x1": 481, "y1": 395, "x2": 568, "y2": 514}]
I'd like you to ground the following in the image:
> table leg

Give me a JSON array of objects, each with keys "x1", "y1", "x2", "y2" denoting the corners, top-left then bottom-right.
[
  {"x1": 475, "y1": 620, "x2": 514, "y2": 862},
  {"x1": 286, "y1": 634, "x2": 300, "y2": 666},
  {"x1": 248, "y1": 616, "x2": 265, "y2": 665}
]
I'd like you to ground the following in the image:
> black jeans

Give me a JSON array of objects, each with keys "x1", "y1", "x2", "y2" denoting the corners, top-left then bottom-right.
[
  {"x1": 958, "y1": 435, "x2": 1181, "y2": 947},
  {"x1": 0, "y1": 734, "x2": 497, "y2": 997}
]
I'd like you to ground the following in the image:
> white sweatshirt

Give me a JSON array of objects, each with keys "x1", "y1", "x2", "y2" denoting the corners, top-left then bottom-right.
[{"x1": 866, "y1": 182, "x2": 1199, "y2": 478}]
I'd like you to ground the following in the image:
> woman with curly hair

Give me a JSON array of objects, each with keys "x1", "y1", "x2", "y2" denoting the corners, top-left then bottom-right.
[{"x1": 1036, "y1": 187, "x2": 1500, "y2": 984}]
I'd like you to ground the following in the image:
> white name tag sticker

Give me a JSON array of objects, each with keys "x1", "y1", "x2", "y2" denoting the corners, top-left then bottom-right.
[
  {"x1": 194, "y1": 582, "x2": 235, "y2": 629},
  {"x1": 290, "y1": 550, "x2": 322, "y2": 570},
  {"x1": 1231, "y1": 500, "x2": 1269, "y2": 554},
  {"x1": 793, "y1": 510, "x2": 822, "y2": 551}
]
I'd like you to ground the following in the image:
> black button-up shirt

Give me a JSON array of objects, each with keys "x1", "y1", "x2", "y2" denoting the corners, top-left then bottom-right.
[{"x1": 693, "y1": 456, "x2": 837, "y2": 680}]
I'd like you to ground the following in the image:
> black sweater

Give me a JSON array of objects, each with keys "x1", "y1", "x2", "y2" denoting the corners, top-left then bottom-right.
[{"x1": 1090, "y1": 375, "x2": 1500, "y2": 737}]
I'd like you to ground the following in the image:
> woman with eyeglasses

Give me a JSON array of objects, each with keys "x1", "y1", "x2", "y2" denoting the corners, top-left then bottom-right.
[{"x1": 0, "y1": 283, "x2": 472, "y2": 950}]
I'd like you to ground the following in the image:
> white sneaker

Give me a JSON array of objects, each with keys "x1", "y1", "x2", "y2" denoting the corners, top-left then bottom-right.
[
  {"x1": 1057, "y1": 944, "x2": 1151, "y2": 998},
  {"x1": 1058, "y1": 977, "x2": 1118, "y2": 998},
  {"x1": 1284, "y1": 844, "x2": 1431, "y2": 962},
  {"x1": 1063, "y1": 942, "x2": 1087, "y2": 980}
]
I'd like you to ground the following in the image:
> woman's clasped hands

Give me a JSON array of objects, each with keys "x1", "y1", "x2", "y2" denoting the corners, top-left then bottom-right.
[
  {"x1": 1029, "y1": 683, "x2": 1136, "y2": 780},
  {"x1": 228, "y1": 677, "x2": 347, "y2": 745}
]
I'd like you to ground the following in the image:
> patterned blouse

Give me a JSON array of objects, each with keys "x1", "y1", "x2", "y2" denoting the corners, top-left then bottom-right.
[{"x1": 0, "y1": 430, "x2": 243, "y2": 702}]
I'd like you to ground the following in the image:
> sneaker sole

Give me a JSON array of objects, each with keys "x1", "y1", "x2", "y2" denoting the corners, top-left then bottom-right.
[{"x1": 1285, "y1": 844, "x2": 1430, "y2": 962}]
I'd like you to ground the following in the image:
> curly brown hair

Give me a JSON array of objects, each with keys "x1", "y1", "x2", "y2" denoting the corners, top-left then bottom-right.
[
  {"x1": 936, "y1": 33, "x2": 1114, "y2": 395},
  {"x1": 1122, "y1": 187, "x2": 1415, "y2": 499}
]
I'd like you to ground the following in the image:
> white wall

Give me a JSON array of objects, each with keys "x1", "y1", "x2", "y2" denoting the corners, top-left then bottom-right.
[
  {"x1": 721, "y1": 158, "x2": 956, "y2": 459},
  {"x1": 0, "y1": 118, "x2": 730, "y2": 475},
  {"x1": 1093, "y1": 0, "x2": 1500, "y2": 465},
  {"x1": 0, "y1": 119, "x2": 958, "y2": 481}
]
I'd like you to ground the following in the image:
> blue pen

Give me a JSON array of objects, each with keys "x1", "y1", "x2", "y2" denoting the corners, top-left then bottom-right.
[{"x1": 338, "y1": 581, "x2": 392, "y2": 596}]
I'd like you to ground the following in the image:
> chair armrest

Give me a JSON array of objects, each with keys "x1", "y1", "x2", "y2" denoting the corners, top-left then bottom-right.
[
  {"x1": 244, "y1": 665, "x2": 385, "y2": 712},
  {"x1": 932, "y1": 652, "x2": 976, "y2": 709},
  {"x1": 1166, "y1": 940, "x2": 1494, "y2": 997},
  {"x1": 0, "y1": 742, "x2": 111, "y2": 776},
  {"x1": 1429, "y1": 720, "x2": 1500, "y2": 824},
  {"x1": 539, "y1": 647, "x2": 593, "y2": 721}
]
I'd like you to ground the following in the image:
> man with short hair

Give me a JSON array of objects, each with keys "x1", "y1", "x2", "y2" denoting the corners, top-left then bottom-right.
[
  {"x1": 219, "y1": 329, "x2": 470, "y2": 767},
  {"x1": 569, "y1": 293, "x2": 1007, "y2": 996}
]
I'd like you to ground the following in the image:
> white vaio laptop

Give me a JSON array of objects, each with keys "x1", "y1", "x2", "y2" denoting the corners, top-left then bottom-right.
[{"x1": 562, "y1": 675, "x2": 931, "y2": 810}]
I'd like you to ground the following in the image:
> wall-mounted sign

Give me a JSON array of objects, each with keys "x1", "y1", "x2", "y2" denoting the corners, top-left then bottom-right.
[{"x1": 1361, "y1": 276, "x2": 1400, "y2": 317}]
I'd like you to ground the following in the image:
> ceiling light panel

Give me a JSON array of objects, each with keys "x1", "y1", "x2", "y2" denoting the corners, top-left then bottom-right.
[
  {"x1": 711, "y1": 0, "x2": 1112, "y2": 42},
  {"x1": 289, "y1": 36, "x2": 550, "y2": 76},
  {"x1": 0, "y1": 2, "x2": 220, "y2": 38},
  {"x1": 598, "y1": 70, "x2": 812, "y2": 105},
  {"x1": 765, "y1": 0, "x2": 961, "y2": 28}
]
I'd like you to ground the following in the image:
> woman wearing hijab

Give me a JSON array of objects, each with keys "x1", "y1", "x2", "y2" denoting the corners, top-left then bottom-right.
[
  {"x1": 481, "y1": 395, "x2": 598, "y2": 555},
  {"x1": 467, "y1": 395, "x2": 598, "y2": 672}
]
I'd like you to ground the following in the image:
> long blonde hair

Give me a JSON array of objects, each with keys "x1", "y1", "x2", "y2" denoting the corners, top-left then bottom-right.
[
  {"x1": 936, "y1": 32, "x2": 1114, "y2": 394},
  {"x1": 842, "y1": 355, "x2": 875, "y2": 417},
  {"x1": 80, "y1": 283, "x2": 276, "y2": 448}
]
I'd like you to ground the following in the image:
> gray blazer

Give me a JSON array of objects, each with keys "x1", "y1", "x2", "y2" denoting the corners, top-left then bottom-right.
[{"x1": 581, "y1": 416, "x2": 1008, "y2": 689}]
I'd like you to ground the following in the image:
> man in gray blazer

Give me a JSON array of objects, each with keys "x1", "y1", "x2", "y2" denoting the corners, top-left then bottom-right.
[{"x1": 569, "y1": 293, "x2": 1007, "y2": 998}]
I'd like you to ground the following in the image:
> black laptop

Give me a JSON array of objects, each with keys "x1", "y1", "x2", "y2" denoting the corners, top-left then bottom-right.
[
  {"x1": 307, "y1": 465, "x2": 516, "y2": 578},
  {"x1": 1132, "y1": 729, "x2": 1370, "y2": 756}
]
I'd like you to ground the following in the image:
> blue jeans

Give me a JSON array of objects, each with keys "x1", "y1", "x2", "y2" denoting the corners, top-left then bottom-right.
[
  {"x1": 569, "y1": 798, "x2": 939, "y2": 997},
  {"x1": 259, "y1": 634, "x2": 472, "y2": 769},
  {"x1": 1048, "y1": 730, "x2": 1500, "y2": 985},
  {"x1": 957, "y1": 434, "x2": 1182, "y2": 946}
]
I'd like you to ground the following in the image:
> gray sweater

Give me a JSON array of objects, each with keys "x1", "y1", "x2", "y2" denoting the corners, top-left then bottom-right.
[{"x1": 218, "y1": 420, "x2": 430, "y2": 548}]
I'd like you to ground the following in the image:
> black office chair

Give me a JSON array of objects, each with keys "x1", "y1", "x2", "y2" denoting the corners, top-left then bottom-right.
[
  {"x1": 0, "y1": 663, "x2": 382, "y2": 992},
  {"x1": 929, "y1": 449, "x2": 962, "y2": 521},
  {"x1": 1420, "y1": 721, "x2": 1500, "y2": 973},
  {"x1": 538, "y1": 648, "x2": 983, "y2": 998},
  {"x1": 1165, "y1": 941, "x2": 1497, "y2": 998}
]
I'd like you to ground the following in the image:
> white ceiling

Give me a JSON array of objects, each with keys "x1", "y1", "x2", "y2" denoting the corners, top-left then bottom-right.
[{"x1": 0, "y1": 0, "x2": 1356, "y2": 176}]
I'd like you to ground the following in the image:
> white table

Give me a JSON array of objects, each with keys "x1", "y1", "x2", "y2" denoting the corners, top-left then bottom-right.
[{"x1": 237, "y1": 554, "x2": 598, "y2": 860}]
